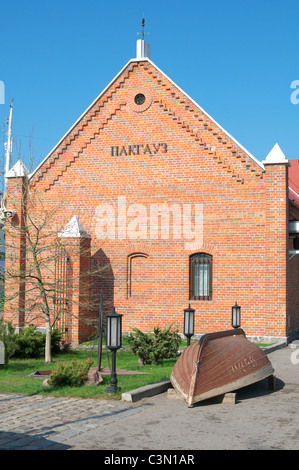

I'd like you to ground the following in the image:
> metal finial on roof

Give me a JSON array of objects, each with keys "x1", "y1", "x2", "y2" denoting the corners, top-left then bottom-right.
[{"x1": 137, "y1": 14, "x2": 149, "y2": 40}]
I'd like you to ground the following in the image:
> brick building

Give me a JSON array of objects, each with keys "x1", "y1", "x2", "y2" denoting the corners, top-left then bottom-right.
[{"x1": 3, "y1": 39, "x2": 299, "y2": 344}]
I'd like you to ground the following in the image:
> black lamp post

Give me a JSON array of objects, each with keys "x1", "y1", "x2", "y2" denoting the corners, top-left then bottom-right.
[
  {"x1": 105, "y1": 307, "x2": 123, "y2": 394},
  {"x1": 231, "y1": 302, "x2": 241, "y2": 329},
  {"x1": 184, "y1": 304, "x2": 195, "y2": 346}
]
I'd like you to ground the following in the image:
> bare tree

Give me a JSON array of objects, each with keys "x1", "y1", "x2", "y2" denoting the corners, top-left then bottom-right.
[{"x1": 3, "y1": 173, "x2": 106, "y2": 363}]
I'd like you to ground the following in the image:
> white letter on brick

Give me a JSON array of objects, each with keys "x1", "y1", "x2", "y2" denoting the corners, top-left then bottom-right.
[{"x1": 95, "y1": 203, "x2": 115, "y2": 240}]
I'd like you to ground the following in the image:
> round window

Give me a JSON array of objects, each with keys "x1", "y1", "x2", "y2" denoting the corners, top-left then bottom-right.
[
  {"x1": 128, "y1": 87, "x2": 152, "y2": 112},
  {"x1": 134, "y1": 93, "x2": 146, "y2": 105}
]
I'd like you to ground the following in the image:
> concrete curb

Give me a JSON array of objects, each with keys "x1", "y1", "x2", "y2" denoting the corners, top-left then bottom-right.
[
  {"x1": 121, "y1": 379, "x2": 172, "y2": 403},
  {"x1": 262, "y1": 340, "x2": 288, "y2": 355}
]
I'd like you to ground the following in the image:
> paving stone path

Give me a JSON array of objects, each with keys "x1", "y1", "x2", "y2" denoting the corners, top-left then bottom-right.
[{"x1": 0, "y1": 394, "x2": 143, "y2": 450}]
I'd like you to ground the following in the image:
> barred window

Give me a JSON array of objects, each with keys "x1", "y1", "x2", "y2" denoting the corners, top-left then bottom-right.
[{"x1": 189, "y1": 253, "x2": 212, "y2": 300}]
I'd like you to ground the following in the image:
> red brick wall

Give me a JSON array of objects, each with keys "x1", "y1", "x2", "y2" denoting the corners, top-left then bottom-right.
[
  {"x1": 263, "y1": 163, "x2": 289, "y2": 337},
  {"x1": 4, "y1": 59, "x2": 298, "y2": 342}
]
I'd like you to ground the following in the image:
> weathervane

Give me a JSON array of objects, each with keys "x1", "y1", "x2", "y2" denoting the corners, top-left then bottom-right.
[{"x1": 137, "y1": 15, "x2": 149, "y2": 40}]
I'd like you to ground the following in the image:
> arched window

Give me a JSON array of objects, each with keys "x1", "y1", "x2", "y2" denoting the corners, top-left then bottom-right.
[
  {"x1": 127, "y1": 253, "x2": 149, "y2": 298},
  {"x1": 189, "y1": 253, "x2": 213, "y2": 300}
]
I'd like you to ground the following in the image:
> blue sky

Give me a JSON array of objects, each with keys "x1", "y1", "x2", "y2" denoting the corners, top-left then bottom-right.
[{"x1": 0, "y1": 0, "x2": 299, "y2": 185}]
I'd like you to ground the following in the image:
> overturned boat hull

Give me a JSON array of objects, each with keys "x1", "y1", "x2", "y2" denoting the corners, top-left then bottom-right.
[{"x1": 170, "y1": 329, "x2": 274, "y2": 407}]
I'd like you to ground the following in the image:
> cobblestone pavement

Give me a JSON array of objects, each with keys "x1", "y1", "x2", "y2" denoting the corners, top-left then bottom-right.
[
  {"x1": 0, "y1": 346, "x2": 298, "y2": 451},
  {"x1": 0, "y1": 394, "x2": 145, "y2": 450}
]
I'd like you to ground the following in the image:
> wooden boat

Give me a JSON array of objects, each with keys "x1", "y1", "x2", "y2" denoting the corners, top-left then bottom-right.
[{"x1": 170, "y1": 328, "x2": 274, "y2": 407}]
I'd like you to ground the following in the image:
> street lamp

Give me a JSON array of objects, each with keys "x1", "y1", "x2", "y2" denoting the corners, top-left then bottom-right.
[
  {"x1": 231, "y1": 302, "x2": 241, "y2": 329},
  {"x1": 105, "y1": 307, "x2": 123, "y2": 394},
  {"x1": 184, "y1": 304, "x2": 195, "y2": 346}
]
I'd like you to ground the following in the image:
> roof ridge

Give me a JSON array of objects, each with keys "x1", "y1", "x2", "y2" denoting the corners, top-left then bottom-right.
[{"x1": 29, "y1": 58, "x2": 264, "y2": 182}]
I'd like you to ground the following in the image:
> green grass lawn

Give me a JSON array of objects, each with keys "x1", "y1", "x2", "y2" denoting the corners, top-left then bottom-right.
[{"x1": 0, "y1": 344, "x2": 178, "y2": 401}]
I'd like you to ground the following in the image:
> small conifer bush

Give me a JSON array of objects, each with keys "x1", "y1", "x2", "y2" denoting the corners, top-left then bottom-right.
[
  {"x1": 48, "y1": 358, "x2": 93, "y2": 387},
  {"x1": 127, "y1": 324, "x2": 181, "y2": 365},
  {"x1": 13, "y1": 325, "x2": 63, "y2": 359}
]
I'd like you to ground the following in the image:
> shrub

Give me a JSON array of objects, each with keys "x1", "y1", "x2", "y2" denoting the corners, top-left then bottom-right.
[
  {"x1": 48, "y1": 358, "x2": 93, "y2": 387},
  {"x1": 13, "y1": 324, "x2": 45, "y2": 358},
  {"x1": 0, "y1": 317, "x2": 17, "y2": 365},
  {"x1": 13, "y1": 325, "x2": 64, "y2": 359},
  {"x1": 127, "y1": 324, "x2": 181, "y2": 365}
]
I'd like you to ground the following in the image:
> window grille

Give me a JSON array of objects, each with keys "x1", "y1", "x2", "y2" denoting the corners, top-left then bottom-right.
[{"x1": 189, "y1": 253, "x2": 212, "y2": 300}]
